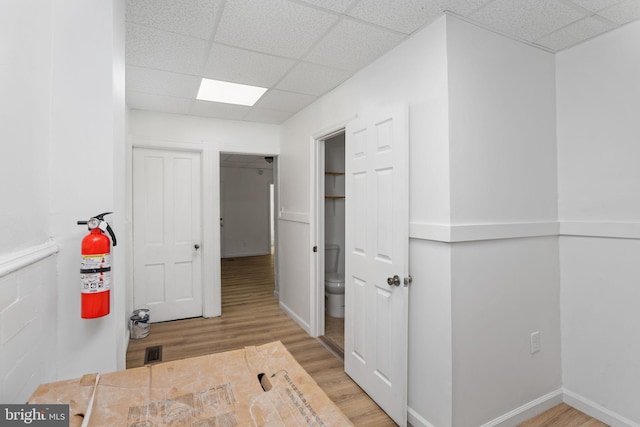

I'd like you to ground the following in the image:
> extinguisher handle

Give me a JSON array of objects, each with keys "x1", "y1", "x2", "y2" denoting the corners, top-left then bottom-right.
[{"x1": 105, "y1": 222, "x2": 117, "y2": 247}]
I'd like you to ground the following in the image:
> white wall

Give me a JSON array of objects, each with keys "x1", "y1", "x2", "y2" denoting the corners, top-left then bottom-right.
[
  {"x1": 128, "y1": 110, "x2": 280, "y2": 152},
  {"x1": 0, "y1": 1, "x2": 58, "y2": 393},
  {"x1": 0, "y1": 0, "x2": 52, "y2": 255},
  {"x1": 51, "y1": 0, "x2": 126, "y2": 379},
  {"x1": 0, "y1": 0, "x2": 126, "y2": 401},
  {"x1": 452, "y1": 238, "x2": 561, "y2": 426},
  {"x1": 557, "y1": 20, "x2": 640, "y2": 426},
  {"x1": 447, "y1": 18, "x2": 558, "y2": 226},
  {"x1": 279, "y1": 15, "x2": 452, "y2": 425},
  {"x1": 221, "y1": 166, "x2": 273, "y2": 258},
  {"x1": 278, "y1": 13, "x2": 566, "y2": 426},
  {"x1": 445, "y1": 17, "x2": 562, "y2": 427}
]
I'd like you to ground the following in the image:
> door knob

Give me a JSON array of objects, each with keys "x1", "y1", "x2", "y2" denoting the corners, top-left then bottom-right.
[{"x1": 387, "y1": 275, "x2": 401, "y2": 287}]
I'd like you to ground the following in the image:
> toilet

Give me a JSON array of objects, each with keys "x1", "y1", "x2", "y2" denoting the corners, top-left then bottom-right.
[{"x1": 325, "y1": 244, "x2": 345, "y2": 318}]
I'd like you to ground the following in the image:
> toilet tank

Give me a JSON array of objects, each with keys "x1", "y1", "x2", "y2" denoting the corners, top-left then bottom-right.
[{"x1": 325, "y1": 244, "x2": 340, "y2": 273}]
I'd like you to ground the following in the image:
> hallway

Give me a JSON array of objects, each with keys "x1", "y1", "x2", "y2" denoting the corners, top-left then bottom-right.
[
  {"x1": 126, "y1": 254, "x2": 395, "y2": 426},
  {"x1": 125, "y1": 254, "x2": 603, "y2": 427}
]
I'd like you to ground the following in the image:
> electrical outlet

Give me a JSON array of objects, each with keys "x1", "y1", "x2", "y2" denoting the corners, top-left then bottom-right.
[{"x1": 530, "y1": 331, "x2": 541, "y2": 354}]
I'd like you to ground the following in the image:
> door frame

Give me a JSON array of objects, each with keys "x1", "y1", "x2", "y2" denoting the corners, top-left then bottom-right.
[
  {"x1": 310, "y1": 123, "x2": 350, "y2": 337},
  {"x1": 129, "y1": 136, "x2": 280, "y2": 321},
  {"x1": 219, "y1": 152, "x2": 279, "y2": 297},
  {"x1": 129, "y1": 137, "x2": 217, "y2": 317}
]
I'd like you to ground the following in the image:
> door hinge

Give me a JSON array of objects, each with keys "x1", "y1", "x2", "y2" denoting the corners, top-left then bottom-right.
[
  {"x1": 313, "y1": 246, "x2": 318, "y2": 253},
  {"x1": 404, "y1": 275, "x2": 413, "y2": 287}
]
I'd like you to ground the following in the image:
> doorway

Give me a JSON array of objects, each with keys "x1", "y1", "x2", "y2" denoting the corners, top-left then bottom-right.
[
  {"x1": 313, "y1": 132, "x2": 346, "y2": 355},
  {"x1": 219, "y1": 153, "x2": 278, "y2": 305}
]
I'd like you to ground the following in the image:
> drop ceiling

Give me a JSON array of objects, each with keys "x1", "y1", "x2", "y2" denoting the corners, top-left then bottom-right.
[{"x1": 126, "y1": 0, "x2": 640, "y2": 125}]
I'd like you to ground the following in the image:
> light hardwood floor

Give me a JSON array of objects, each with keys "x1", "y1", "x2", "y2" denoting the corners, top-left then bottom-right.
[
  {"x1": 127, "y1": 254, "x2": 605, "y2": 427},
  {"x1": 127, "y1": 254, "x2": 395, "y2": 426},
  {"x1": 519, "y1": 403, "x2": 607, "y2": 426}
]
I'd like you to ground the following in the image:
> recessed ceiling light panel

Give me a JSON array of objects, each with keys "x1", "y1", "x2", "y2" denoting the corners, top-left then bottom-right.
[{"x1": 196, "y1": 78, "x2": 267, "y2": 106}]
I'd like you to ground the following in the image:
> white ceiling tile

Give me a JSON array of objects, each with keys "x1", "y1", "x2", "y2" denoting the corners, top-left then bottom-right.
[
  {"x1": 126, "y1": 0, "x2": 223, "y2": 39},
  {"x1": 305, "y1": 19, "x2": 406, "y2": 71},
  {"x1": 598, "y1": 0, "x2": 640, "y2": 24},
  {"x1": 126, "y1": 91, "x2": 194, "y2": 114},
  {"x1": 126, "y1": 66, "x2": 201, "y2": 99},
  {"x1": 297, "y1": 0, "x2": 359, "y2": 13},
  {"x1": 434, "y1": 0, "x2": 496, "y2": 15},
  {"x1": 203, "y1": 44, "x2": 296, "y2": 87},
  {"x1": 126, "y1": 24, "x2": 209, "y2": 75},
  {"x1": 255, "y1": 90, "x2": 316, "y2": 112},
  {"x1": 567, "y1": 0, "x2": 621, "y2": 12},
  {"x1": 348, "y1": 0, "x2": 442, "y2": 34},
  {"x1": 214, "y1": 0, "x2": 339, "y2": 58},
  {"x1": 471, "y1": 0, "x2": 587, "y2": 41},
  {"x1": 535, "y1": 16, "x2": 615, "y2": 50},
  {"x1": 244, "y1": 108, "x2": 294, "y2": 124},
  {"x1": 190, "y1": 100, "x2": 250, "y2": 120},
  {"x1": 276, "y1": 62, "x2": 352, "y2": 95}
]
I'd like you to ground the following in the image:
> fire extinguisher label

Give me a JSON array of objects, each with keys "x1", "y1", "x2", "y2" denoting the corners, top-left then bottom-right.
[{"x1": 80, "y1": 254, "x2": 111, "y2": 294}]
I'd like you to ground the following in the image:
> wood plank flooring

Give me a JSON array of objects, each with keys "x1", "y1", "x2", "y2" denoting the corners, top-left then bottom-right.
[
  {"x1": 126, "y1": 254, "x2": 606, "y2": 427},
  {"x1": 127, "y1": 254, "x2": 395, "y2": 426},
  {"x1": 519, "y1": 403, "x2": 608, "y2": 427}
]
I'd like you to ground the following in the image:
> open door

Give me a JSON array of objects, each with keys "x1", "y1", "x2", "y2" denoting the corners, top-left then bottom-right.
[{"x1": 344, "y1": 105, "x2": 409, "y2": 426}]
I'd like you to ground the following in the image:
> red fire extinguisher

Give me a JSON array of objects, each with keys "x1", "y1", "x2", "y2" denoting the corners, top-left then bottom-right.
[{"x1": 77, "y1": 212, "x2": 117, "y2": 319}]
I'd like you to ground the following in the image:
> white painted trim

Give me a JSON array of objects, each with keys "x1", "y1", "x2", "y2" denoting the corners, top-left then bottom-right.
[
  {"x1": 130, "y1": 135, "x2": 204, "y2": 152},
  {"x1": 479, "y1": 389, "x2": 563, "y2": 427},
  {"x1": 409, "y1": 222, "x2": 558, "y2": 242},
  {"x1": 279, "y1": 211, "x2": 310, "y2": 224},
  {"x1": 309, "y1": 137, "x2": 326, "y2": 338},
  {"x1": 407, "y1": 407, "x2": 436, "y2": 427},
  {"x1": 563, "y1": 389, "x2": 640, "y2": 427},
  {"x1": 410, "y1": 221, "x2": 640, "y2": 242},
  {"x1": 131, "y1": 142, "x2": 218, "y2": 320},
  {"x1": 451, "y1": 222, "x2": 558, "y2": 242},
  {"x1": 0, "y1": 241, "x2": 59, "y2": 278},
  {"x1": 560, "y1": 221, "x2": 640, "y2": 240},
  {"x1": 311, "y1": 117, "x2": 354, "y2": 140},
  {"x1": 279, "y1": 301, "x2": 312, "y2": 335},
  {"x1": 409, "y1": 223, "x2": 452, "y2": 242}
]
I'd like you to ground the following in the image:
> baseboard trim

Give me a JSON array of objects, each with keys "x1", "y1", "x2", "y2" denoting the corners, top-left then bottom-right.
[
  {"x1": 479, "y1": 389, "x2": 564, "y2": 427},
  {"x1": 279, "y1": 301, "x2": 311, "y2": 335},
  {"x1": 407, "y1": 406, "x2": 437, "y2": 427},
  {"x1": 563, "y1": 389, "x2": 640, "y2": 427},
  {"x1": 407, "y1": 389, "x2": 638, "y2": 427}
]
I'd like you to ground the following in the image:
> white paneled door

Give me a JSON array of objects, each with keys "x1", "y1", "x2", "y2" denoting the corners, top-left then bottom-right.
[
  {"x1": 133, "y1": 148, "x2": 202, "y2": 323},
  {"x1": 345, "y1": 105, "x2": 409, "y2": 426}
]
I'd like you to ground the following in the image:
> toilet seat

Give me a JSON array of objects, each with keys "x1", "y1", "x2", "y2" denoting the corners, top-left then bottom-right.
[{"x1": 325, "y1": 272, "x2": 345, "y2": 294}]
